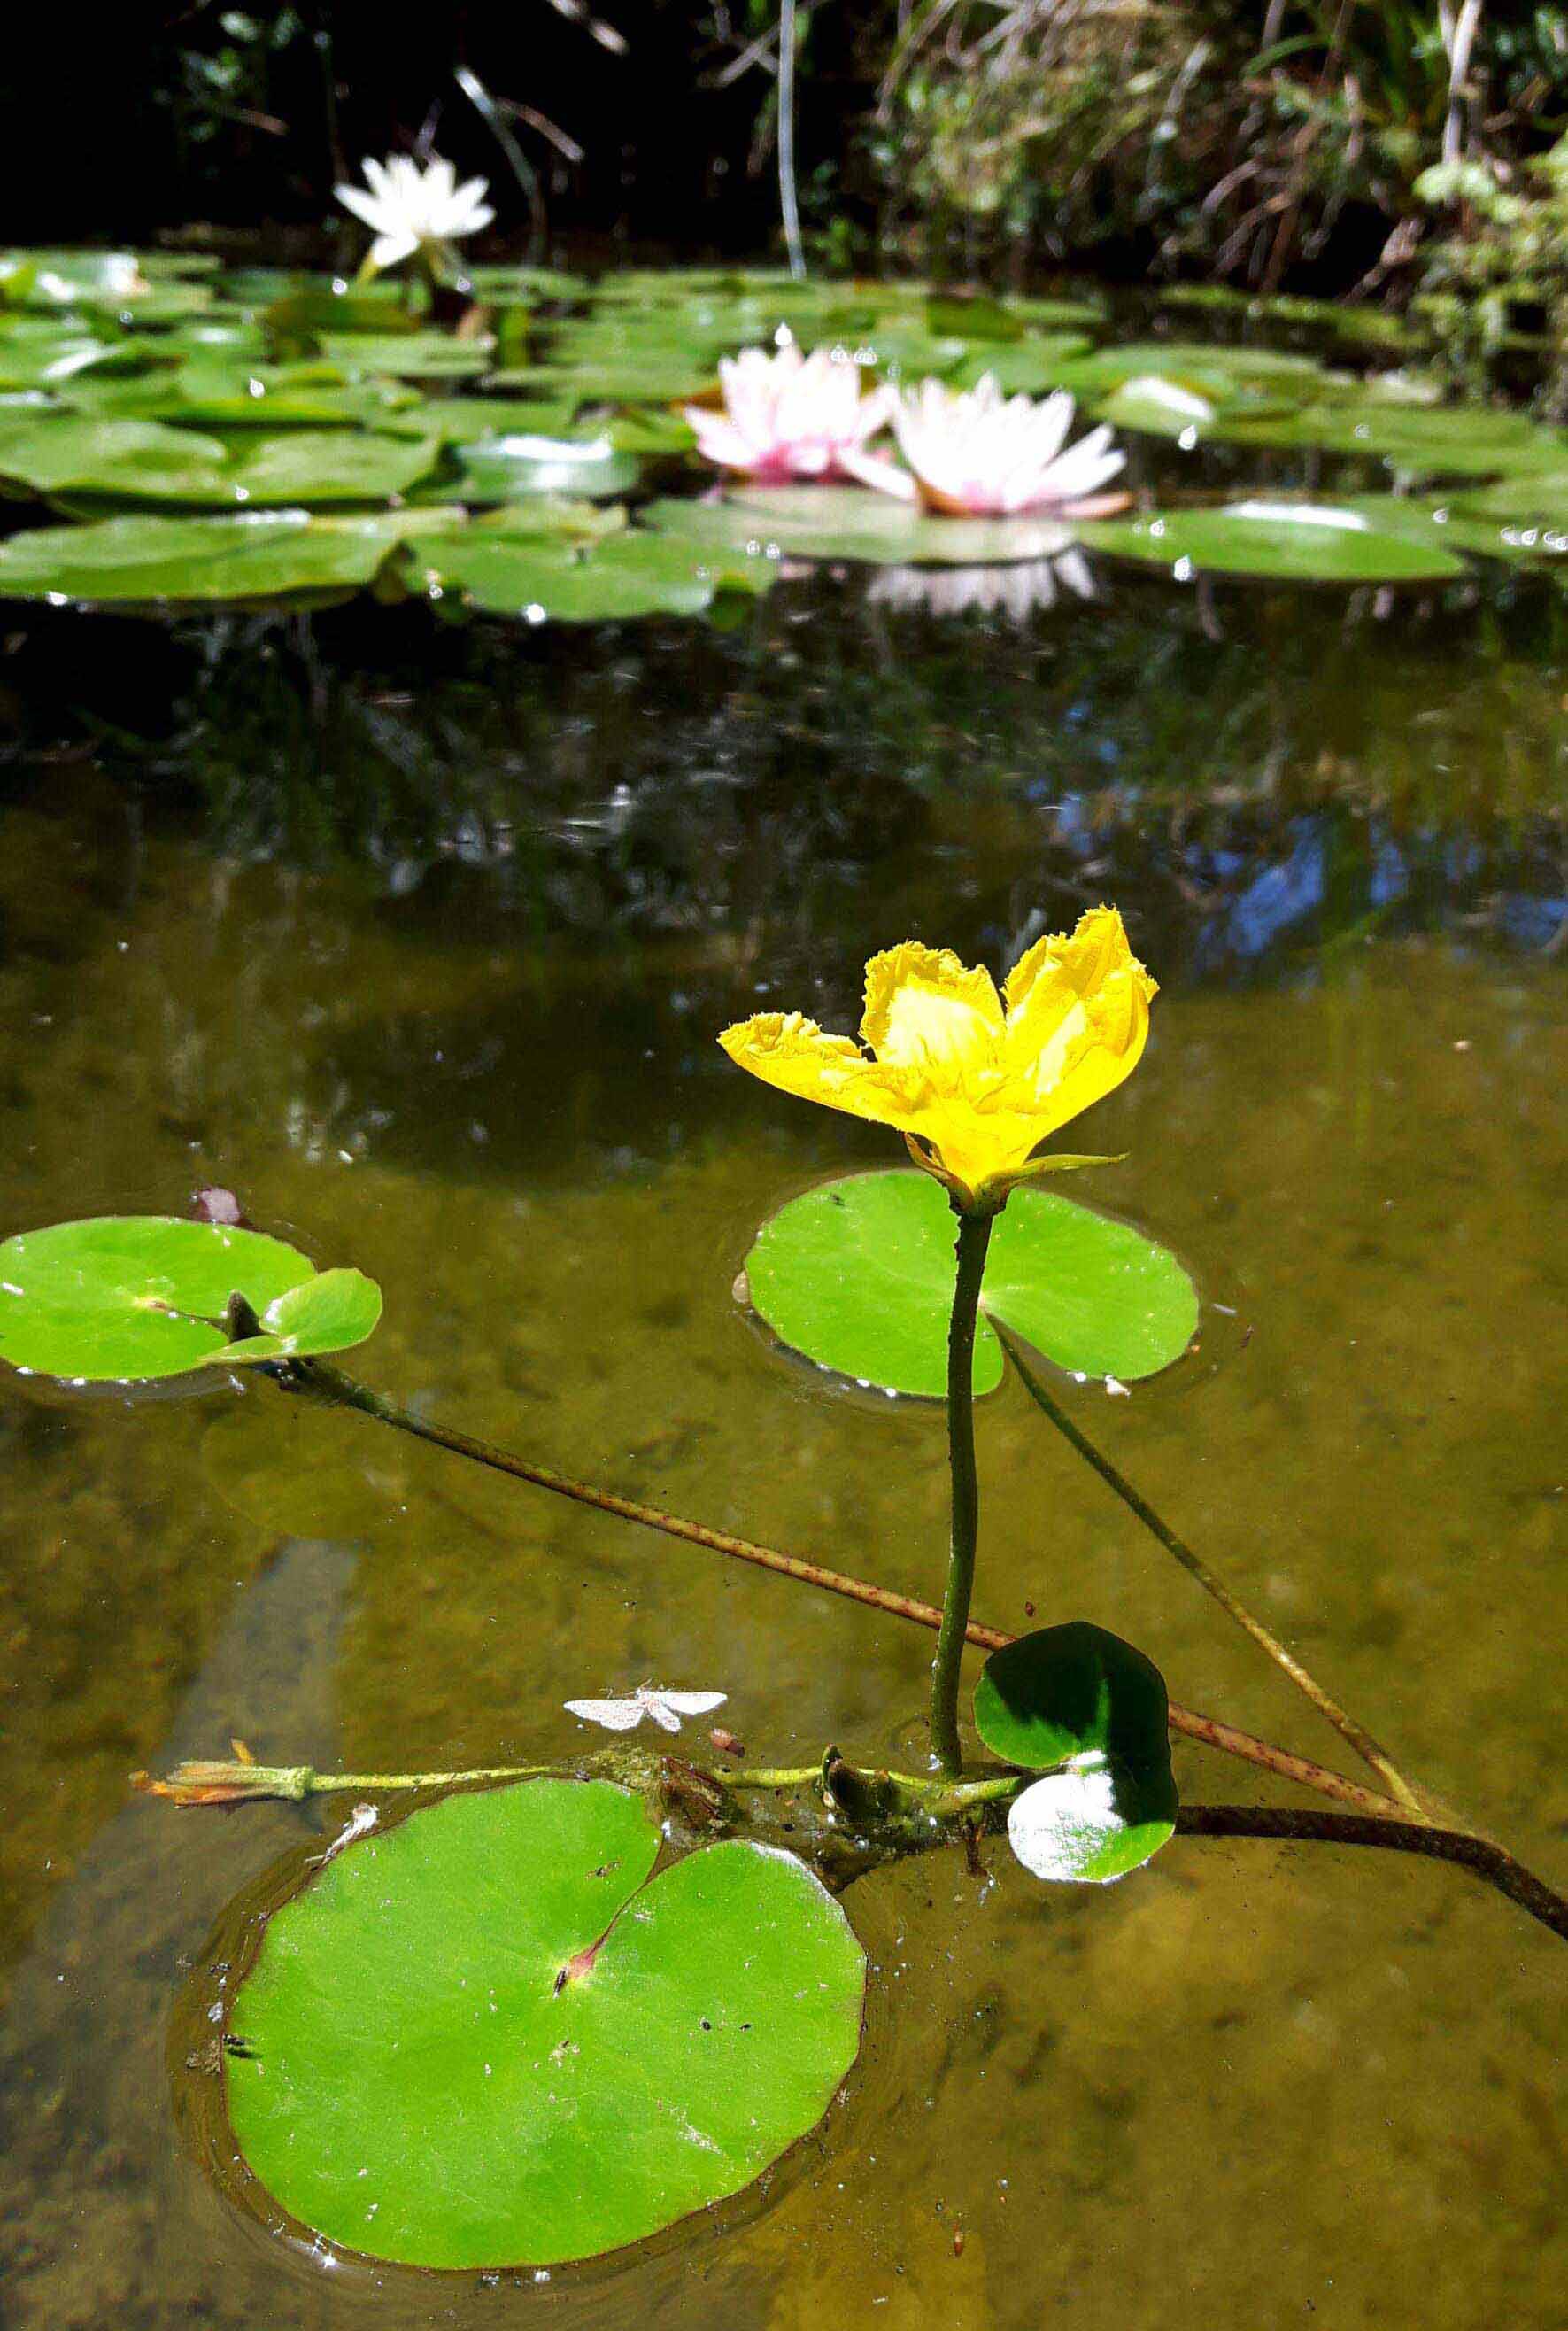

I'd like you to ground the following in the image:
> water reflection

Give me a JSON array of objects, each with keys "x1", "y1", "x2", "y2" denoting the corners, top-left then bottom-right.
[{"x1": 867, "y1": 550, "x2": 1096, "y2": 621}]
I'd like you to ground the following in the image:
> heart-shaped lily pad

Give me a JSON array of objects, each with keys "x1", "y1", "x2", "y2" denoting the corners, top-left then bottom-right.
[
  {"x1": 0, "y1": 1215, "x2": 381, "y2": 1381},
  {"x1": 225, "y1": 1781, "x2": 866, "y2": 2268},
  {"x1": 740, "y1": 1170, "x2": 1197, "y2": 1398},
  {"x1": 975, "y1": 1622, "x2": 1178, "y2": 1884}
]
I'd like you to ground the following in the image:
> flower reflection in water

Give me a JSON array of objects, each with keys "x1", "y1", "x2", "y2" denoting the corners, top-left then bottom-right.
[{"x1": 867, "y1": 547, "x2": 1098, "y2": 622}]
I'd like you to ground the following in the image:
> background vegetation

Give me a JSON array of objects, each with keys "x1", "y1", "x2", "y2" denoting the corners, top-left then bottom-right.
[{"x1": 9, "y1": 5, "x2": 1568, "y2": 393}]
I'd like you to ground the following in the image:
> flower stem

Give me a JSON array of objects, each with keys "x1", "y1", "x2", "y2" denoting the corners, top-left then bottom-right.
[
  {"x1": 929, "y1": 1209, "x2": 995, "y2": 1777},
  {"x1": 993, "y1": 1320, "x2": 1435, "y2": 1821}
]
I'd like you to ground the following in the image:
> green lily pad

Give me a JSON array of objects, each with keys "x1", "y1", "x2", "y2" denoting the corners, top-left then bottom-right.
[
  {"x1": 942, "y1": 336, "x2": 1099, "y2": 392},
  {"x1": 0, "y1": 509, "x2": 438, "y2": 607},
  {"x1": 975, "y1": 1622, "x2": 1178, "y2": 1884},
  {"x1": 1087, "y1": 500, "x2": 1467, "y2": 584},
  {"x1": 490, "y1": 355, "x2": 721, "y2": 403},
  {"x1": 1216, "y1": 397, "x2": 1567, "y2": 475},
  {"x1": 415, "y1": 517, "x2": 772, "y2": 621},
  {"x1": 416, "y1": 393, "x2": 586, "y2": 442},
  {"x1": 1005, "y1": 1760, "x2": 1178, "y2": 1884},
  {"x1": 1449, "y1": 471, "x2": 1568, "y2": 536},
  {"x1": 452, "y1": 431, "x2": 644, "y2": 504},
  {"x1": 0, "y1": 330, "x2": 145, "y2": 391},
  {"x1": 1316, "y1": 492, "x2": 1568, "y2": 565},
  {"x1": 62, "y1": 360, "x2": 423, "y2": 431},
  {"x1": 645, "y1": 486, "x2": 1076, "y2": 569},
  {"x1": 741, "y1": 1171, "x2": 1198, "y2": 1398},
  {"x1": 226, "y1": 1780, "x2": 866, "y2": 2269},
  {"x1": 975, "y1": 1620, "x2": 1171, "y2": 1770},
  {"x1": 317, "y1": 330, "x2": 495, "y2": 380},
  {"x1": 0, "y1": 1215, "x2": 381, "y2": 1381},
  {"x1": 0, "y1": 415, "x2": 440, "y2": 508}
]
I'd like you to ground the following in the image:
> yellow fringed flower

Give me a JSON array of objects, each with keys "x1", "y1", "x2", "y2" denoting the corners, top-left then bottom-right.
[{"x1": 719, "y1": 907, "x2": 1156, "y2": 1212}]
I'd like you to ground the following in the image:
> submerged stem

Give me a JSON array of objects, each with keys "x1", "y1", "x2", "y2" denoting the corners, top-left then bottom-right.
[
  {"x1": 930, "y1": 1210, "x2": 994, "y2": 1777},
  {"x1": 133, "y1": 1754, "x2": 1568, "y2": 1942},
  {"x1": 993, "y1": 1321, "x2": 1433, "y2": 1819},
  {"x1": 274, "y1": 1358, "x2": 1406, "y2": 1816}
]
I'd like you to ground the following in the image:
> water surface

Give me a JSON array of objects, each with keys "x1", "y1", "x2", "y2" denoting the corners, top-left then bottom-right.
[{"x1": 0, "y1": 531, "x2": 1564, "y2": 2328}]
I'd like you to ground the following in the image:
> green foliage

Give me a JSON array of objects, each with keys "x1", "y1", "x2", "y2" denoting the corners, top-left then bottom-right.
[
  {"x1": 1088, "y1": 500, "x2": 1469, "y2": 584},
  {"x1": 227, "y1": 1781, "x2": 867, "y2": 2267},
  {"x1": 1415, "y1": 137, "x2": 1568, "y2": 413},
  {"x1": 741, "y1": 1170, "x2": 1199, "y2": 1398},
  {"x1": 0, "y1": 1215, "x2": 381, "y2": 1381},
  {"x1": 974, "y1": 1622, "x2": 1178, "y2": 1884}
]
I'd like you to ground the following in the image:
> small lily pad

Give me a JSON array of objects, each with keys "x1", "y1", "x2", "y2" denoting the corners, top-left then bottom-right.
[
  {"x1": 741, "y1": 1170, "x2": 1197, "y2": 1398},
  {"x1": 1087, "y1": 500, "x2": 1467, "y2": 584},
  {"x1": 1006, "y1": 1761, "x2": 1178, "y2": 1884},
  {"x1": 225, "y1": 1780, "x2": 866, "y2": 2268},
  {"x1": 975, "y1": 1622, "x2": 1178, "y2": 1885},
  {"x1": 974, "y1": 1620, "x2": 1171, "y2": 1770},
  {"x1": 0, "y1": 1215, "x2": 381, "y2": 1381},
  {"x1": 645, "y1": 486, "x2": 1076, "y2": 569}
]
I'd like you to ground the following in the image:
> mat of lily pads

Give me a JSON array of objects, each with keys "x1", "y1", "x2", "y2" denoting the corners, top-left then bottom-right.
[{"x1": 0, "y1": 245, "x2": 1564, "y2": 620}]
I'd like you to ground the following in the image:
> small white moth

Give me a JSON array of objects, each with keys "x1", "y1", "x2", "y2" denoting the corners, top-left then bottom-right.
[{"x1": 563, "y1": 1685, "x2": 728, "y2": 1736}]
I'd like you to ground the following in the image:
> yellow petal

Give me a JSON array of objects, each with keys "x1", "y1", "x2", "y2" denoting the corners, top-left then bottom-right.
[
  {"x1": 718, "y1": 1011, "x2": 915, "y2": 1137},
  {"x1": 861, "y1": 942, "x2": 1004, "y2": 1081},
  {"x1": 996, "y1": 908, "x2": 1155, "y2": 1145},
  {"x1": 1003, "y1": 905, "x2": 1150, "y2": 1026}
]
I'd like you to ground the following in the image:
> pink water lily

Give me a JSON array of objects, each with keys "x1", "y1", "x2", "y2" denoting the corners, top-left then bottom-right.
[
  {"x1": 846, "y1": 376, "x2": 1128, "y2": 519},
  {"x1": 684, "y1": 337, "x2": 894, "y2": 484}
]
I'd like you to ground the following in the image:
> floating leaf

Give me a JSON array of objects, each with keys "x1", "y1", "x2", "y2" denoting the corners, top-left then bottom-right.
[
  {"x1": 0, "y1": 415, "x2": 441, "y2": 508},
  {"x1": 974, "y1": 1620, "x2": 1171, "y2": 1771},
  {"x1": 1087, "y1": 500, "x2": 1467, "y2": 584},
  {"x1": 0, "y1": 508, "x2": 437, "y2": 607},
  {"x1": 645, "y1": 485, "x2": 1075, "y2": 569},
  {"x1": 0, "y1": 1215, "x2": 381, "y2": 1381},
  {"x1": 976, "y1": 1622, "x2": 1178, "y2": 1884},
  {"x1": 942, "y1": 336, "x2": 1100, "y2": 392},
  {"x1": 1215, "y1": 397, "x2": 1566, "y2": 475},
  {"x1": 1449, "y1": 471, "x2": 1568, "y2": 538},
  {"x1": 741, "y1": 1171, "x2": 1197, "y2": 1398},
  {"x1": 415, "y1": 515, "x2": 771, "y2": 621},
  {"x1": 452, "y1": 431, "x2": 644, "y2": 504},
  {"x1": 1006, "y1": 1761, "x2": 1177, "y2": 1884},
  {"x1": 225, "y1": 1780, "x2": 866, "y2": 2268},
  {"x1": 318, "y1": 330, "x2": 495, "y2": 380}
]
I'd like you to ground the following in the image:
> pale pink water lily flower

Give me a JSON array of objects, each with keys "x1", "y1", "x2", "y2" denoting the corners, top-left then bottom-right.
[
  {"x1": 563, "y1": 1685, "x2": 728, "y2": 1735},
  {"x1": 846, "y1": 376, "x2": 1128, "y2": 519},
  {"x1": 684, "y1": 335, "x2": 894, "y2": 484},
  {"x1": 336, "y1": 152, "x2": 495, "y2": 275}
]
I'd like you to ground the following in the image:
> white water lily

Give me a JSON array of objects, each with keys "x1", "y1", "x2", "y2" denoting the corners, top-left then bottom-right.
[
  {"x1": 335, "y1": 152, "x2": 495, "y2": 275},
  {"x1": 867, "y1": 548, "x2": 1096, "y2": 621},
  {"x1": 564, "y1": 1685, "x2": 728, "y2": 1735},
  {"x1": 684, "y1": 336, "x2": 893, "y2": 484},
  {"x1": 846, "y1": 376, "x2": 1127, "y2": 518}
]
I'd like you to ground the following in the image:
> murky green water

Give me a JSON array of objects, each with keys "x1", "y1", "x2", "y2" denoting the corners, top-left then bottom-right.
[{"x1": 1, "y1": 535, "x2": 1564, "y2": 2326}]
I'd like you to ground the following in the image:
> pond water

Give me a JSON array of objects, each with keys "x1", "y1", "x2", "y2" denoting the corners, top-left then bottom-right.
[{"x1": 1, "y1": 358, "x2": 1565, "y2": 2324}]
